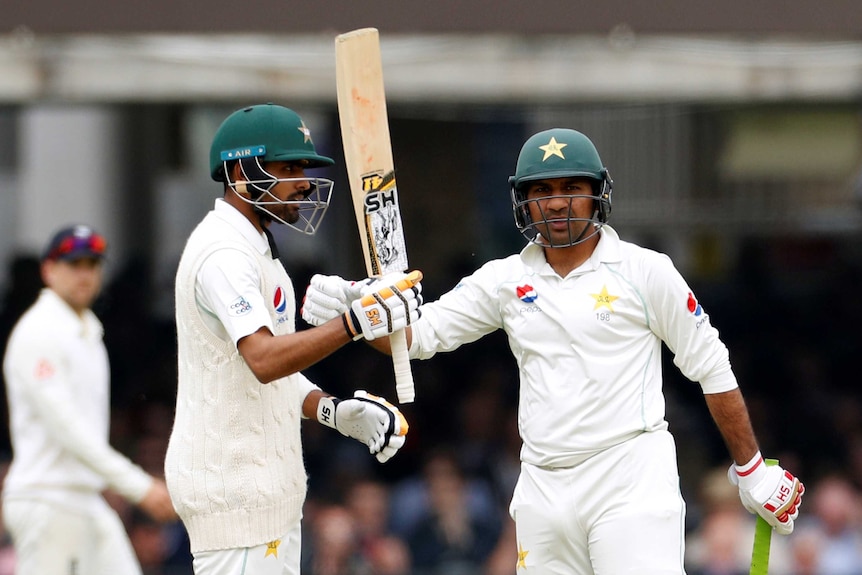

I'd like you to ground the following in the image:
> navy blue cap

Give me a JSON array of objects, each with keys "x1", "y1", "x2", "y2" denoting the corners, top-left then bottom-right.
[{"x1": 42, "y1": 225, "x2": 107, "y2": 262}]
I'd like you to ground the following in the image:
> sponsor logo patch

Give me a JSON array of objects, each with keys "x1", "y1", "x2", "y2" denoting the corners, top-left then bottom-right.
[
  {"x1": 517, "y1": 284, "x2": 538, "y2": 303},
  {"x1": 273, "y1": 286, "x2": 287, "y2": 313},
  {"x1": 34, "y1": 358, "x2": 55, "y2": 380},
  {"x1": 229, "y1": 296, "x2": 252, "y2": 317},
  {"x1": 687, "y1": 292, "x2": 703, "y2": 316}
]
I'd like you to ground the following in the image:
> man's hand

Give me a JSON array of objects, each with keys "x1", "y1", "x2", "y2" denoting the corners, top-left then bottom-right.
[
  {"x1": 317, "y1": 390, "x2": 409, "y2": 463},
  {"x1": 341, "y1": 271, "x2": 423, "y2": 341},
  {"x1": 138, "y1": 478, "x2": 178, "y2": 522},
  {"x1": 302, "y1": 272, "x2": 422, "y2": 331},
  {"x1": 728, "y1": 452, "x2": 804, "y2": 535},
  {"x1": 301, "y1": 275, "x2": 372, "y2": 327}
]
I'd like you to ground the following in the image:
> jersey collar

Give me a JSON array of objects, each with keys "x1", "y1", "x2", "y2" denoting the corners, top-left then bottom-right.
[
  {"x1": 40, "y1": 288, "x2": 101, "y2": 335},
  {"x1": 212, "y1": 198, "x2": 270, "y2": 256},
  {"x1": 590, "y1": 225, "x2": 623, "y2": 264},
  {"x1": 520, "y1": 225, "x2": 623, "y2": 274}
]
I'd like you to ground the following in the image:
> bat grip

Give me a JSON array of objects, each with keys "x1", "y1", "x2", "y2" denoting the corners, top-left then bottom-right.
[
  {"x1": 390, "y1": 329, "x2": 414, "y2": 403},
  {"x1": 749, "y1": 458, "x2": 779, "y2": 575}
]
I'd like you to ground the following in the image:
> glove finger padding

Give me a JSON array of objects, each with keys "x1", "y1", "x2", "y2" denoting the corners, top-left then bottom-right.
[
  {"x1": 336, "y1": 399, "x2": 388, "y2": 452},
  {"x1": 301, "y1": 294, "x2": 343, "y2": 326},
  {"x1": 728, "y1": 455, "x2": 805, "y2": 535},
  {"x1": 301, "y1": 275, "x2": 368, "y2": 327},
  {"x1": 317, "y1": 390, "x2": 409, "y2": 462},
  {"x1": 376, "y1": 433, "x2": 405, "y2": 463},
  {"x1": 342, "y1": 271, "x2": 423, "y2": 341},
  {"x1": 354, "y1": 390, "x2": 409, "y2": 461},
  {"x1": 354, "y1": 390, "x2": 408, "y2": 434}
]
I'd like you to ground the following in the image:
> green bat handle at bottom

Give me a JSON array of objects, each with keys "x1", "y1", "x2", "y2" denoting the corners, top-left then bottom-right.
[{"x1": 749, "y1": 458, "x2": 779, "y2": 575}]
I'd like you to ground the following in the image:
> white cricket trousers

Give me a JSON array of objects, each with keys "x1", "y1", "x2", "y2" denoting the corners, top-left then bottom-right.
[
  {"x1": 3, "y1": 497, "x2": 142, "y2": 575},
  {"x1": 192, "y1": 522, "x2": 301, "y2": 575},
  {"x1": 509, "y1": 430, "x2": 686, "y2": 574}
]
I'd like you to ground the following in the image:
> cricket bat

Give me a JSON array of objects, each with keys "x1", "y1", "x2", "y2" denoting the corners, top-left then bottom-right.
[
  {"x1": 749, "y1": 458, "x2": 779, "y2": 575},
  {"x1": 335, "y1": 27, "x2": 416, "y2": 403}
]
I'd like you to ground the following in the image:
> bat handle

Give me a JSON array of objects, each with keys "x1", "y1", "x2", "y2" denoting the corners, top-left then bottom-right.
[
  {"x1": 749, "y1": 458, "x2": 779, "y2": 575},
  {"x1": 390, "y1": 329, "x2": 414, "y2": 403}
]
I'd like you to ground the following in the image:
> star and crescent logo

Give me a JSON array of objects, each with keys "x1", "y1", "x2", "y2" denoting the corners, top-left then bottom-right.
[
  {"x1": 590, "y1": 285, "x2": 619, "y2": 312},
  {"x1": 264, "y1": 539, "x2": 281, "y2": 558},
  {"x1": 517, "y1": 542, "x2": 529, "y2": 569},
  {"x1": 298, "y1": 121, "x2": 312, "y2": 143},
  {"x1": 539, "y1": 136, "x2": 567, "y2": 161}
]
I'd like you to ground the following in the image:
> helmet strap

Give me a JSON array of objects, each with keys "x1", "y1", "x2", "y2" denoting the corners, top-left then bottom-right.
[{"x1": 233, "y1": 180, "x2": 251, "y2": 198}]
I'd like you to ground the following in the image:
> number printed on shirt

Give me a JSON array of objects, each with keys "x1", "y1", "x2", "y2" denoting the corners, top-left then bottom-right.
[{"x1": 596, "y1": 311, "x2": 611, "y2": 322}]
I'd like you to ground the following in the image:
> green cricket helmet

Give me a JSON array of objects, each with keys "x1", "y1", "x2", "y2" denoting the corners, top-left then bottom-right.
[
  {"x1": 210, "y1": 103, "x2": 336, "y2": 235},
  {"x1": 509, "y1": 128, "x2": 613, "y2": 247}
]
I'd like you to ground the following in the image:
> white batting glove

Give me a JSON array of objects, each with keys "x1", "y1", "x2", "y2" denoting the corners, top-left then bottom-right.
[
  {"x1": 301, "y1": 275, "x2": 371, "y2": 327},
  {"x1": 317, "y1": 390, "x2": 409, "y2": 463},
  {"x1": 727, "y1": 452, "x2": 805, "y2": 535},
  {"x1": 341, "y1": 270, "x2": 423, "y2": 341}
]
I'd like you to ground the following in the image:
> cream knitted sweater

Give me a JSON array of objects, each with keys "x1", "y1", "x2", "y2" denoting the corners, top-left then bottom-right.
[{"x1": 166, "y1": 211, "x2": 306, "y2": 553}]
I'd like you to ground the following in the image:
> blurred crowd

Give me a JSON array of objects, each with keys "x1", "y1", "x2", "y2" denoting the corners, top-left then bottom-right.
[{"x1": 0, "y1": 231, "x2": 860, "y2": 574}]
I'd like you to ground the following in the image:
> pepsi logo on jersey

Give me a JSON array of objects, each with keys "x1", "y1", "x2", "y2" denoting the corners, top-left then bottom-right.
[
  {"x1": 517, "y1": 284, "x2": 538, "y2": 303},
  {"x1": 273, "y1": 286, "x2": 288, "y2": 313},
  {"x1": 686, "y1": 292, "x2": 703, "y2": 316}
]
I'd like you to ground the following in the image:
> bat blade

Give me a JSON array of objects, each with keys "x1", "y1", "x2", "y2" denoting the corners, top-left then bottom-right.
[{"x1": 335, "y1": 27, "x2": 415, "y2": 403}]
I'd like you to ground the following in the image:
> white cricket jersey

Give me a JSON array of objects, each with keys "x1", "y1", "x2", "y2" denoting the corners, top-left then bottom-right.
[
  {"x1": 166, "y1": 199, "x2": 317, "y2": 552},
  {"x1": 410, "y1": 226, "x2": 738, "y2": 468},
  {"x1": 193, "y1": 199, "x2": 319, "y2": 400},
  {"x1": 2, "y1": 289, "x2": 151, "y2": 510},
  {"x1": 195, "y1": 199, "x2": 282, "y2": 345}
]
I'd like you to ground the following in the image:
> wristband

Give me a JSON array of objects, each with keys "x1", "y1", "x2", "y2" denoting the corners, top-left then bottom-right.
[
  {"x1": 735, "y1": 450, "x2": 766, "y2": 491},
  {"x1": 341, "y1": 310, "x2": 363, "y2": 341},
  {"x1": 317, "y1": 396, "x2": 339, "y2": 429}
]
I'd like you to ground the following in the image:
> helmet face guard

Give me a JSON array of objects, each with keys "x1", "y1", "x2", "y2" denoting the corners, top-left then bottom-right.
[
  {"x1": 511, "y1": 177, "x2": 612, "y2": 248},
  {"x1": 226, "y1": 154, "x2": 333, "y2": 235},
  {"x1": 509, "y1": 128, "x2": 613, "y2": 248},
  {"x1": 211, "y1": 104, "x2": 335, "y2": 235}
]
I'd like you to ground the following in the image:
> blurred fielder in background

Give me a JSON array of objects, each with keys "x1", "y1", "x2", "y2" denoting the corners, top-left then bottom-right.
[
  {"x1": 302, "y1": 127, "x2": 805, "y2": 574},
  {"x1": 164, "y1": 103, "x2": 420, "y2": 575},
  {"x1": 2, "y1": 224, "x2": 177, "y2": 574}
]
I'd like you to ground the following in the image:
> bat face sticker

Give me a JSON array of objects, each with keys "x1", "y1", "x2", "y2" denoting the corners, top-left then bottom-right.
[
  {"x1": 373, "y1": 202, "x2": 402, "y2": 267},
  {"x1": 363, "y1": 182, "x2": 408, "y2": 274}
]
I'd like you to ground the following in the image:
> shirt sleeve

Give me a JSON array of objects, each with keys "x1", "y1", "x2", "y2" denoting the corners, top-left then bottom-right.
[
  {"x1": 410, "y1": 262, "x2": 504, "y2": 360},
  {"x1": 293, "y1": 372, "x2": 321, "y2": 417},
  {"x1": 197, "y1": 246, "x2": 322, "y2": 408},
  {"x1": 645, "y1": 252, "x2": 739, "y2": 394},
  {"x1": 11, "y1": 336, "x2": 153, "y2": 502},
  {"x1": 197, "y1": 247, "x2": 273, "y2": 346}
]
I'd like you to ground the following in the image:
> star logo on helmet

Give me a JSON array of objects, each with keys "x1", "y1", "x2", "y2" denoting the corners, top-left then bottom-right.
[
  {"x1": 539, "y1": 136, "x2": 567, "y2": 161},
  {"x1": 298, "y1": 121, "x2": 312, "y2": 143}
]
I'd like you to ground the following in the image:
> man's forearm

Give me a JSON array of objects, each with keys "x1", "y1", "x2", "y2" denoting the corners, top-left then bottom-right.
[{"x1": 703, "y1": 387, "x2": 760, "y2": 464}]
